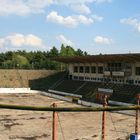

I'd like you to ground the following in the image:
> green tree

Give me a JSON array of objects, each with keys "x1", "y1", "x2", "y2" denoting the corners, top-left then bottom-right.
[
  {"x1": 49, "y1": 46, "x2": 59, "y2": 57},
  {"x1": 4, "y1": 60, "x2": 13, "y2": 69},
  {"x1": 60, "y1": 44, "x2": 75, "y2": 56},
  {"x1": 60, "y1": 44, "x2": 66, "y2": 56},
  {"x1": 75, "y1": 49, "x2": 84, "y2": 56},
  {"x1": 84, "y1": 51, "x2": 88, "y2": 56},
  {"x1": 65, "y1": 46, "x2": 75, "y2": 56},
  {"x1": 12, "y1": 54, "x2": 29, "y2": 68}
]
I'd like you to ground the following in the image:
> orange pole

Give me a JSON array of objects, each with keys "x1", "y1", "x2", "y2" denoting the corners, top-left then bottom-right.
[
  {"x1": 102, "y1": 95, "x2": 107, "y2": 140},
  {"x1": 135, "y1": 94, "x2": 140, "y2": 139},
  {"x1": 52, "y1": 103, "x2": 57, "y2": 140}
]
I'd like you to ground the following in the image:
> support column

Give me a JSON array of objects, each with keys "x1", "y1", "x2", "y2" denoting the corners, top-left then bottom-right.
[
  {"x1": 135, "y1": 94, "x2": 140, "y2": 139},
  {"x1": 102, "y1": 95, "x2": 107, "y2": 140},
  {"x1": 52, "y1": 103, "x2": 57, "y2": 140}
]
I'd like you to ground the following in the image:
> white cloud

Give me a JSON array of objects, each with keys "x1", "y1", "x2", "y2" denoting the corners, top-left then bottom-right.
[
  {"x1": 25, "y1": 34, "x2": 43, "y2": 47},
  {"x1": 0, "y1": 38, "x2": 5, "y2": 47},
  {"x1": 92, "y1": 15, "x2": 103, "y2": 21},
  {"x1": 6, "y1": 34, "x2": 25, "y2": 47},
  {"x1": 120, "y1": 18, "x2": 138, "y2": 26},
  {"x1": 54, "y1": 0, "x2": 111, "y2": 5},
  {"x1": 0, "y1": 0, "x2": 53, "y2": 16},
  {"x1": 46, "y1": 11, "x2": 77, "y2": 27},
  {"x1": 56, "y1": 34, "x2": 74, "y2": 46},
  {"x1": 54, "y1": 0, "x2": 111, "y2": 14},
  {"x1": 94, "y1": 0, "x2": 112, "y2": 4},
  {"x1": 0, "y1": 0, "x2": 111, "y2": 16},
  {"x1": 0, "y1": 33, "x2": 44, "y2": 48},
  {"x1": 94, "y1": 36, "x2": 112, "y2": 45},
  {"x1": 70, "y1": 4, "x2": 91, "y2": 14},
  {"x1": 120, "y1": 18, "x2": 140, "y2": 32},
  {"x1": 46, "y1": 11, "x2": 93, "y2": 27},
  {"x1": 78, "y1": 15, "x2": 93, "y2": 25}
]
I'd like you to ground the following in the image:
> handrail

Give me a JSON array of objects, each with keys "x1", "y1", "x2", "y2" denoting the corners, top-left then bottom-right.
[{"x1": 0, "y1": 104, "x2": 139, "y2": 112}]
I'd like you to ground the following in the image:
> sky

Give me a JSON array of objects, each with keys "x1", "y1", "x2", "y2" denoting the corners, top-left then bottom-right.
[{"x1": 0, "y1": 0, "x2": 140, "y2": 54}]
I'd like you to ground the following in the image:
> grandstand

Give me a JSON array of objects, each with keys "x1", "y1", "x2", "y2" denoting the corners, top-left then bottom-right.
[
  {"x1": 50, "y1": 53, "x2": 140, "y2": 104},
  {"x1": 49, "y1": 79, "x2": 140, "y2": 103},
  {"x1": 1, "y1": 53, "x2": 140, "y2": 104}
]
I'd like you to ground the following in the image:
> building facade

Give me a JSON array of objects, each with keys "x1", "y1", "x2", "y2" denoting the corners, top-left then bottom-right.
[
  {"x1": 68, "y1": 62, "x2": 140, "y2": 85},
  {"x1": 53, "y1": 53, "x2": 140, "y2": 85}
]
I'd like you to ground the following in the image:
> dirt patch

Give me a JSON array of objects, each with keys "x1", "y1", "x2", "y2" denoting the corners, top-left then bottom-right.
[{"x1": 0, "y1": 93, "x2": 137, "y2": 140}]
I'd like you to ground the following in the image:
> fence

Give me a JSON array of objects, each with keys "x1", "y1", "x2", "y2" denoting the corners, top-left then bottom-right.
[{"x1": 0, "y1": 103, "x2": 139, "y2": 140}]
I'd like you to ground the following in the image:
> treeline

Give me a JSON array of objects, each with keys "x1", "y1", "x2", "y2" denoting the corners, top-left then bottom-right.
[{"x1": 0, "y1": 44, "x2": 88, "y2": 70}]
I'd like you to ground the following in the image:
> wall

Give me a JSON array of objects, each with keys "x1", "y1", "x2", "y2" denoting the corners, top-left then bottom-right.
[
  {"x1": 48, "y1": 89, "x2": 82, "y2": 98},
  {"x1": 0, "y1": 69, "x2": 58, "y2": 88},
  {"x1": 0, "y1": 88, "x2": 31, "y2": 93}
]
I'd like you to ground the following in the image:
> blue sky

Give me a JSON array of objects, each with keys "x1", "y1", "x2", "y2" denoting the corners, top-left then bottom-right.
[{"x1": 0, "y1": 0, "x2": 140, "y2": 54}]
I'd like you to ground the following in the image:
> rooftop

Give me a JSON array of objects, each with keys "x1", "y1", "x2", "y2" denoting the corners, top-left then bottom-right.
[{"x1": 52, "y1": 53, "x2": 140, "y2": 63}]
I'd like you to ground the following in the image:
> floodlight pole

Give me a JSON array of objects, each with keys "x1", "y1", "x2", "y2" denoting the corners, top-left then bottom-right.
[
  {"x1": 135, "y1": 94, "x2": 140, "y2": 139},
  {"x1": 52, "y1": 103, "x2": 57, "y2": 140},
  {"x1": 102, "y1": 95, "x2": 107, "y2": 140}
]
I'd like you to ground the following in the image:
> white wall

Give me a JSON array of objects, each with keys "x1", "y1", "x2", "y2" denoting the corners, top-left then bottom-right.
[
  {"x1": 0, "y1": 88, "x2": 31, "y2": 93},
  {"x1": 69, "y1": 64, "x2": 73, "y2": 74}
]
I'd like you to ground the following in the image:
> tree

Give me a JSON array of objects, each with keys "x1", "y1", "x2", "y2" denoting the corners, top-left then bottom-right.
[
  {"x1": 5, "y1": 51, "x2": 13, "y2": 60},
  {"x1": 65, "y1": 46, "x2": 75, "y2": 56},
  {"x1": 12, "y1": 54, "x2": 29, "y2": 68},
  {"x1": 75, "y1": 49, "x2": 84, "y2": 56},
  {"x1": 49, "y1": 46, "x2": 59, "y2": 57},
  {"x1": 4, "y1": 60, "x2": 13, "y2": 69},
  {"x1": 60, "y1": 44, "x2": 66, "y2": 56},
  {"x1": 60, "y1": 44, "x2": 75, "y2": 56},
  {"x1": 0, "y1": 46, "x2": 88, "y2": 70},
  {"x1": 84, "y1": 51, "x2": 88, "y2": 56}
]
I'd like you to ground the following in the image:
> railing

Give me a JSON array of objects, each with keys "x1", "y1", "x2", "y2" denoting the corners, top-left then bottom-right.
[
  {"x1": 0, "y1": 103, "x2": 139, "y2": 112},
  {"x1": 0, "y1": 100, "x2": 139, "y2": 140}
]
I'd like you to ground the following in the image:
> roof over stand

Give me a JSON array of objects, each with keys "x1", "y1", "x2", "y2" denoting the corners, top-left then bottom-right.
[{"x1": 51, "y1": 53, "x2": 140, "y2": 63}]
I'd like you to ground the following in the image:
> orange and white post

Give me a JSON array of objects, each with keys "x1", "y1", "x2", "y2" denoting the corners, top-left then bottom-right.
[
  {"x1": 102, "y1": 95, "x2": 108, "y2": 140},
  {"x1": 52, "y1": 103, "x2": 57, "y2": 140},
  {"x1": 135, "y1": 94, "x2": 140, "y2": 139}
]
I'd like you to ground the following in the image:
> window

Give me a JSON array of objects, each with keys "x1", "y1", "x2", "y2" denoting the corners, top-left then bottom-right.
[
  {"x1": 91, "y1": 66, "x2": 96, "y2": 73},
  {"x1": 85, "y1": 77, "x2": 90, "y2": 80},
  {"x1": 73, "y1": 76, "x2": 78, "y2": 80},
  {"x1": 85, "y1": 66, "x2": 90, "y2": 73},
  {"x1": 74, "y1": 66, "x2": 78, "y2": 73},
  {"x1": 98, "y1": 66, "x2": 103, "y2": 74},
  {"x1": 136, "y1": 67, "x2": 140, "y2": 75},
  {"x1": 79, "y1": 76, "x2": 84, "y2": 80},
  {"x1": 79, "y1": 66, "x2": 84, "y2": 73},
  {"x1": 108, "y1": 63, "x2": 122, "y2": 71}
]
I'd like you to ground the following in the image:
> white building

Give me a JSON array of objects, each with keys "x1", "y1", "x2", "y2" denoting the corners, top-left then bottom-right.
[{"x1": 54, "y1": 53, "x2": 140, "y2": 85}]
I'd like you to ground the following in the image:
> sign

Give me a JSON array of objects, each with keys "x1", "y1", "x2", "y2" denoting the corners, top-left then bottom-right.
[
  {"x1": 96, "y1": 88, "x2": 113, "y2": 104},
  {"x1": 112, "y1": 71, "x2": 124, "y2": 77},
  {"x1": 98, "y1": 88, "x2": 113, "y2": 93},
  {"x1": 104, "y1": 71, "x2": 111, "y2": 76}
]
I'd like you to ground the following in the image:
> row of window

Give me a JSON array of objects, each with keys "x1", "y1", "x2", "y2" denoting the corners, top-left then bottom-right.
[
  {"x1": 73, "y1": 66, "x2": 140, "y2": 76},
  {"x1": 74, "y1": 66, "x2": 103, "y2": 74},
  {"x1": 107, "y1": 63, "x2": 122, "y2": 71},
  {"x1": 73, "y1": 76, "x2": 140, "y2": 84}
]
